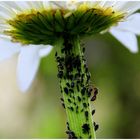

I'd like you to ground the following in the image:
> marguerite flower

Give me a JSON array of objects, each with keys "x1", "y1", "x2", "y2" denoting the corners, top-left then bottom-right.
[{"x1": 0, "y1": 1, "x2": 140, "y2": 92}]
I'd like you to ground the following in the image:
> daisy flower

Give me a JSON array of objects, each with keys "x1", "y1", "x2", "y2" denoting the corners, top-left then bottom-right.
[
  {"x1": 0, "y1": 1, "x2": 140, "y2": 139},
  {"x1": 0, "y1": 1, "x2": 140, "y2": 92}
]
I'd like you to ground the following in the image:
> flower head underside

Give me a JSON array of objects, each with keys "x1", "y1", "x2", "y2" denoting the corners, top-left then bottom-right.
[{"x1": 5, "y1": 3, "x2": 124, "y2": 45}]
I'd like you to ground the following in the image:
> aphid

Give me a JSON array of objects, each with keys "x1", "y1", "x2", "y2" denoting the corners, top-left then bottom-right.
[
  {"x1": 66, "y1": 82, "x2": 70, "y2": 88},
  {"x1": 57, "y1": 71, "x2": 63, "y2": 78},
  {"x1": 87, "y1": 92, "x2": 91, "y2": 97},
  {"x1": 63, "y1": 76, "x2": 66, "y2": 80},
  {"x1": 56, "y1": 56, "x2": 61, "y2": 62},
  {"x1": 112, "y1": 11, "x2": 115, "y2": 14},
  {"x1": 64, "y1": 87, "x2": 69, "y2": 94},
  {"x1": 75, "y1": 73, "x2": 80, "y2": 79},
  {"x1": 91, "y1": 95, "x2": 96, "y2": 101},
  {"x1": 84, "y1": 64, "x2": 87, "y2": 68},
  {"x1": 66, "y1": 122, "x2": 69, "y2": 126},
  {"x1": 94, "y1": 87, "x2": 98, "y2": 95},
  {"x1": 83, "y1": 103, "x2": 87, "y2": 108},
  {"x1": 85, "y1": 111, "x2": 88, "y2": 120},
  {"x1": 68, "y1": 98, "x2": 71, "y2": 103},
  {"x1": 88, "y1": 87, "x2": 93, "y2": 93},
  {"x1": 69, "y1": 75, "x2": 73, "y2": 81},
  {"x1": 80, "y1": 83, "x2": 84, "y2": 87},
  {"x1": 83, "y1": 97, "x2": 86, "y2": 100},
  {"x1": 91, "y1": 89, "x2": 98, "y2": 101},
  {"x1": 94, "y1": 122, "x2": 99, "y2": 131},
  {"x1": 72, "y1": 95, "x2": 75, "y2": 99},
  {"x1": 77, "y1": 85, "x2": 79, "y2": 92},
  {"x1": 92, "y1": 109, "x2": 95, "y2": 115},
  {"x1": 68, "y1": 106, "x2": 74, "y2": 111},
  {"x1": 76, "y1": 106, "x2": 79, "y2": 113},
  {"x1": 82, "y1": 123, "x2": 90, "y2": 134},
  {"x1": 82, "y1": 47, "x2": 85, "y2": 53},
  {"x1": 77, "y1": 96, "x2": 81, "y2": 102},
  {"x1": 81, "y1": 87, "x2": 86, "y2": 95},
  {"x1": 89, "y1": 135, "x2": 92, "y2": 139},
  {"x1": 58, "y1": 64, "x2": 64, "y2": 70},
  {"x1": 55, "y1": 52, "x2": 58, "y2": 57},
  {"x1": 66, "y1": 122, "x2": 70, "y2": 130},
  {"x1": 60, "y1": 57, "x2": 64, "y2": 62},
  {"x1": 71, "y1": 82, "x2": 74, "y2": 88},
  {"x1": 83, "y1": 58, "x2": 86, "y2": 62},
  {"x1": 87, "y1": 87, "x2": 93, "y2": 97},
  {"x1": 86, "y1": 73, "x2": 91, "y2": 82},
  {"x1": 77, "y1": 80, "x2": 81, "y2": 85},
  {"x1": 62, "y1": 103, "x2": 65, "y2": 109},
  {"x1": 66, "y1": 130, "x2": 77, "y2": 139},
  {"x1": 61, "y1": 48, "x2": 65, "y2": 53},
  {"x1": 85, "y1": 67, "x2": 88, "y2": 73},
  {"x1": 60, "y1": 98, "x2": 64, "y2": 102},
  {"x1": 69, "y1": 89, "x2": 74, "y2": 93},
  {"x1": 67, "y1": 43, "x2": 73, "y2": 51},
  {"x1": 77, "y1": 67, "x2": 81, "y2": 73}
]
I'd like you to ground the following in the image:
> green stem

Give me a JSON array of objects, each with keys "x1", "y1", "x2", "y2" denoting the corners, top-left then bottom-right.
[{"x1": 56, "y1": 36, "x2": 96, "y2": 138}]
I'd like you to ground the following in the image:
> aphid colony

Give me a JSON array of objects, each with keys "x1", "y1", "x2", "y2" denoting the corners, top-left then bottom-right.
[{"x1": 55, "y1": 37, "x2": 99, "y2": 138}]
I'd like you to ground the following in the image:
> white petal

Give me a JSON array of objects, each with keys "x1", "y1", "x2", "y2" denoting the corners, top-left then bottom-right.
[
  {"x1": 5, "y1": 1, "x2": 30, "y2": 12},
  {"x1": 0, "y1": 1, "x2": 22, "y2": 12},
  {"x1": 27, "y1": 1, "x2": 44, "y2": 10},
  {"x1": 49, "y1": 1, "x2": 65, "y2": 9},
  {"x1": 17, "y1": 45, "x2": 41, "y2": 92},
  {"x1": 0, "y1": 39, "x2": 21, "y2": 61},
  {"x1": 110, "y1": 28, "x2": 138, "y2": 53},
  {"x1": 39, "y1": 45, "x2": 53, "y2": 58},
  {"x1": 115, "y1": 2, "x2": 140, "y2": 15},
  {"x1": 42, "y1": 1, "x2": 51, "y2": 9},
  {"x1": 0, "y1": 3, "x2": 17, "y2": 18},
  {"x1": 116, "y1": 13, "x2": 140, "y2": 35}
]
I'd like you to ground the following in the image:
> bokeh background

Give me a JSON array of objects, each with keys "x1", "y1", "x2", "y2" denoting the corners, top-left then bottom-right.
[{"x1": 0, "y1": 32, "x2": 140, "y2": 138}]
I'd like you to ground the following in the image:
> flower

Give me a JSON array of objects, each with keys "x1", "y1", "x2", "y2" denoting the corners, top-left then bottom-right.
[{"x1": 0, "y1": 1, "x2": 140, "y2": 92}]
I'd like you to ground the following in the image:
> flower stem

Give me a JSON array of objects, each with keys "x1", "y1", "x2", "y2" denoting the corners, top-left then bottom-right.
[{"x1": 55, "y1": 35, "x2": 96, "y2": 138}]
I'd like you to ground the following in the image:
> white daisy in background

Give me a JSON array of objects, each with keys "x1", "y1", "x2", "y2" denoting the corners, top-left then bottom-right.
[{"x1": 0, "y1": 1, "x2": 140, "y2": 92}]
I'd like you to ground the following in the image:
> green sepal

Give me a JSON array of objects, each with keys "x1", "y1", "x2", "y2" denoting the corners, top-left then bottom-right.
[
  {"x1": 66, "y1": 13, "x2": 76, "y2": 31},
  {"x1": 6, "y1": 6, "x2": 124, "y2": 45},
  {"x1": 54, "y1": 9, "x2": 65, "y2": 32},
  {"x1": 38, "y1": 12, "x2": 54, "y2": 31}
]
